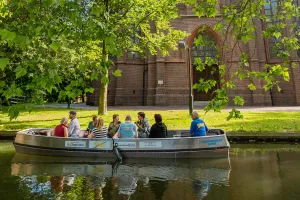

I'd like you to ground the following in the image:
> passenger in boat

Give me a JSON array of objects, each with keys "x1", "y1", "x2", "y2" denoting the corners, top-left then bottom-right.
[
  {"x1": 189, "y1": 111, "x2": 208, "y2": 137},
  {"x1": 82, "y1": 115, "x2": 98, "y2": 138},
  {"x1": 113, "y1": 115, "x2": 138, "y2": 138},
  {"x1": 68, "y1": 110, "x2": 81, "y2": 138},
  {"x1": 88, "y1": 115, "x2": 98, "y2": 131},
  {"x1": 88, "y1": 118, "x2": 108, "y2": 139},
  {"x1": 149, "y1": 114, "x2": 168, "y2": 138},
  {"x1": 53, "y1": 117, "x2": 68, "y2": 138},
  {"x1": 135, "y1": 112, "x2": 150, "y2": 138},
  {"x1": 108, "y1": 114, "x2": 121, "y2": 138}
]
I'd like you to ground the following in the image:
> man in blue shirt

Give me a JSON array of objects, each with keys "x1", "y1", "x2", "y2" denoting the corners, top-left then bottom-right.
[{"x1": 189, "y1": 111, "x2": 208, "y2": 137}]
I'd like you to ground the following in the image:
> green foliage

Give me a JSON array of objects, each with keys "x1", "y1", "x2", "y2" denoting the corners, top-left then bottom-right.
[
  {"x1": 227, "y1": 108, "x2": 244, "y2": 121},
  {"x1": 0, "y1": 0, "x2": 187, "y2": 119},
  {"x1": 233, "y1": 96, "x2": 245, "y2": 106},
  {"x1": 112, "y1": 69, "x2": 122, "y2": 77},
  {"x1": 191, "y1": 0, "x2": 300, "y2": 120}
]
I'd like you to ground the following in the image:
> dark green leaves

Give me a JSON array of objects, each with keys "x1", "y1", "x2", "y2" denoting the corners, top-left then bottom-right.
[
  {"x1": 227, "y1": 108, "x2": 244, "y2": 121},
  {"x1": 0, "y1": 58, "x2": 9, "y2": 70},
  {"x1": 0, "y1": 29, "x2": 16, "y2": 42},
  {"x1": 14, "y1": 66, "x2": 27, "y2": 79},
  {"x1": 112, "y1": 69, "x2": 122, "y2": 77},
  {"x1": 50, "y1": 42, "x2": 60, "y2": 52}
]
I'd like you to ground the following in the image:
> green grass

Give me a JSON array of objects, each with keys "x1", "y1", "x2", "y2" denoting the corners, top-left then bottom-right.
[{"x1": 0, "y1": 107, "x2": 300, "y2": 133}]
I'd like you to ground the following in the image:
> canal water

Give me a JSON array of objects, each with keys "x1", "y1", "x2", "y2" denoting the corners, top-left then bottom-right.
[{"x1": 1, "y1": 141, "x2": 300, "y2": 200}]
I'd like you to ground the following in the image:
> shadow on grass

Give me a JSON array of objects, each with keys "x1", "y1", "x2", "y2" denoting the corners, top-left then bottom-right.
[
  {"x1": 0, "y1": 116, "x2": 92, "y2": 126},
  {"x1": 216, "y1": 118, "x2": 300, "y2": 132}
]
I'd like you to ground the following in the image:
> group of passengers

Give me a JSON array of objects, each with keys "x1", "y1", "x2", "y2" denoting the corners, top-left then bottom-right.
[
  {"x1": 52, "y1": 110, "x2": 208, "y2": 139},
  {"x1": 52, "y1": 111, "x2": 170, "y2": 139}
]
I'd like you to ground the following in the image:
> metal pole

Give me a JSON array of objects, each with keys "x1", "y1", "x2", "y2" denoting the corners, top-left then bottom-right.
[{"x1": 187, "y1": 47, "x2": 193, "y2": 115}]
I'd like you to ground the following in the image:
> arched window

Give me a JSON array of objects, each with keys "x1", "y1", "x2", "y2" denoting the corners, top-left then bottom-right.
[
  {"x1": 192, "y1": 35, "x2": 218, "y2": 63},
  {"x1": 264, "y1": 0, "x2": 282, "y2": 59},
  {"x1": 127, "y1": 27, "x2": 141, "y2": 60},
  {"x1": 191, "y1": 33, "x2": 220, "y2": 101},
  {"x1": 263, "y1": 0, "x2": 299, "y2": 59}
]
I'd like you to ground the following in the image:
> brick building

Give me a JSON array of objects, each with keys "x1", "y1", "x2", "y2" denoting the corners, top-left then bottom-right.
[{"x1": 87, "y1": 1, "x2": 300, "y2": 107}]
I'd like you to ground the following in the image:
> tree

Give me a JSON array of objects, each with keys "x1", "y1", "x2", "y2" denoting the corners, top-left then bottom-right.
[
  {"x1": 188, "y1": 0, "x2": 300, "y2": 119},
  {"x1": 0, "y1": 0, "x2": 186, "y2": 118},
  {"x1": 84, "y1": 0, "x2": 187, "y2": 114}
]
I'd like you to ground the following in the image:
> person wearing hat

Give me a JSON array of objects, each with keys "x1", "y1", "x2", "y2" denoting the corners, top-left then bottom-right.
[{"x1": 68, "y1": 110, "x2": 81, "y2": 138}]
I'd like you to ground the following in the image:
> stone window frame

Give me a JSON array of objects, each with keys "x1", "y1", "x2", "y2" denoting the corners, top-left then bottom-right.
[
  {"x1": 191, "y1": 34, "x2": 219, "y2": 63},
  {"x1": 263, "y1": 0, "x2": 299, "y2": 63}
]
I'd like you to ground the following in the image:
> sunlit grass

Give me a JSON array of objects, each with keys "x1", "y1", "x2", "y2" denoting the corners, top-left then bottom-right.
[{"x1": 1, "y1": 107, "x2": 300, "y2": 132}]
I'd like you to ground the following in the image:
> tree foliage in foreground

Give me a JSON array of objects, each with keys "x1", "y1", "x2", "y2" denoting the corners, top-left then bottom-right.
[
  {"x1": 0, "y1": 0, "x2": 186, "y2": 119},
  {"x1": 191, "y1": 0, "x2": 300, "y2": 120}
]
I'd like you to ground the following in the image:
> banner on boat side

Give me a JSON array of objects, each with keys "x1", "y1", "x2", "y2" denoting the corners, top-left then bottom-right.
[
  {"x1": 139, "y1": 141, "x2": 162, "y2": 148},
  {"x1": 89, "y1": 140, "x2": 112, "y2": 149},
  {"x1": 200, "y1": 138, "x2": 223, "y2": 146},
  {"x1": 65, "y1": 141, "x2": 86, "y2": 148},
  {"x1": 114, "y1": 141, "x2": 136, "y2": 149}
]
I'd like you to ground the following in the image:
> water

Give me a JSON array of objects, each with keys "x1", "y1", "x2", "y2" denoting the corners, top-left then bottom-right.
[{"x1": 1, "y1": 141, "x2": 300, "y2": 200}]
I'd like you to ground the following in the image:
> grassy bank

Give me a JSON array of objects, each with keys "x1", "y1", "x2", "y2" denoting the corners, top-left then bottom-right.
[{"x1": 0, "y1": 107, "x2": 300, "y2": 132}]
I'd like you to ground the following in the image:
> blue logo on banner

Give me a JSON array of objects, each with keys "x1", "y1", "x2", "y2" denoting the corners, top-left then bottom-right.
[{"x1": 200, "y1": 139, "x2": 222, "y2": 146}]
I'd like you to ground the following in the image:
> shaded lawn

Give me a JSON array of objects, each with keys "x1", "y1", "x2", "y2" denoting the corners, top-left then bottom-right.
[{"x1": 0, "y1": 107, "x2": 300, "y2": 132}]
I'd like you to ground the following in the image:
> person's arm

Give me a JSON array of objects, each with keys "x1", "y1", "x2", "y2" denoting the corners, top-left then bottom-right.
[
  {"x1": 113, "y1": 127, "x2": 121, "y2": 139},
  {"x1": 88, "y1": 128, "x2": 96, "y2": 139},
  {"x1": 112, "y1": 132, "x2": 120, "y2": 139},
  {"x1": 108, "y1": 123, "x2": 114, "y2": 137},
  {"x1": 64, "y1": 127, "x2": 68, "y2": 138},
  {"x1": 103, "y1": 126, "x2": 108, "y2": 138},
  {"x1": 68, "y1": 121, "x2": 74, "y2": 136},
  {"x1": 108, "y1": 123, "x2": 112, "y2": 132},
  {"x1": 133, "y1": 125, "x2": 138, "y2": 138},
  {"x1": 139, "y1": 120, "x2": 150, "y2": 133},
  {"x1": 189, "y1": 121, "x2": 195, "y2": 137},
  {"x1": 149, "y1": 125, "x2": 154, "y2": 138},
  {"x1": 205, "y1": 123, "x2": 209, "y2": 132},
  {"x1": 165, "y1": 124, "x2": 168, "y2": 137},
  {"x1": 51, "y1": 129, "x2": 55, "y2": 136}
]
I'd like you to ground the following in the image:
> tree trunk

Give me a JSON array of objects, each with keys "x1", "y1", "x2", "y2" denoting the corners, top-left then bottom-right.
[
  {"x1": 67, "y1": 98, "x2": 71, "y2": 109},
  {"x1": 81, "y1": 92, "x2": 85, "y2": 103},
  {"x1": 98, "y1": 0, "x2": 109, "y2": 116},
  {"x1": 98, "y1": 69, "x2": 108, "y2": 115}
]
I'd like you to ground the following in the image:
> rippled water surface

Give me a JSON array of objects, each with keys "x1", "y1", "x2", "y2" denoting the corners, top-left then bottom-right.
[{"x1": 1, "y1": 141, "x2": 300, "y2": 200}]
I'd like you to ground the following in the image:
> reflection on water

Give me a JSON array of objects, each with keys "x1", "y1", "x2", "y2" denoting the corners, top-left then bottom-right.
[
  {"x1": 10, "y1": 156, "x2": 230, "y2": 200},
  {"x1": 1, "y1": 142, "x2": 300, "y2": 200}
]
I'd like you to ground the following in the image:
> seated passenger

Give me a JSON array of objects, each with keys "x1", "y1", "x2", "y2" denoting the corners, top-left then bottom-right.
[
  {"x1": 68, "y1": 110, "x2": 81, "y2": 138},
  {"x1": 135, "y1": 112, "x2": 150, "y2": 138},
  {"x1": 189, "y1": 111, "x2": 208, "y2": 137},
  {"x1": 53, "y1": 117, "x2": 68, "y2": 138},
  {"x1": 83, "y1": 115, "x2": 98, "y2": 138},
  {"x1": 108, "y1": 114, "x2": 121, "y2": 138},
  {"x1": 113, "y1": 115, "x2": 138, "y2": 139},
  {"x1": 149, "y1": 114, "x2": 167, "y2": 138},
  {"x1": 88, "y1": 115, "x2": 98, "y2": 131},
  {"x1": 88, "y1": 118, "x2": 108, "y2": 139}
]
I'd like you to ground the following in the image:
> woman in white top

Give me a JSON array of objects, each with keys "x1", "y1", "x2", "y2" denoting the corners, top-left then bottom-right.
[{"x1": 88, "y1": 117, "x2": 108, "y2": 139}]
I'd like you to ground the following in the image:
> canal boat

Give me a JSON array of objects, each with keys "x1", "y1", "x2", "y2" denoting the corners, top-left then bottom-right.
[{"x1": 13, "y1": 128, "x2": 230, "y2": 159}]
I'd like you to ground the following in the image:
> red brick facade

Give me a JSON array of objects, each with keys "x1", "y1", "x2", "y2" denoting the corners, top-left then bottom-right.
[{"x1": 87, "y1": 1, "x2": 300, "y2": 107}]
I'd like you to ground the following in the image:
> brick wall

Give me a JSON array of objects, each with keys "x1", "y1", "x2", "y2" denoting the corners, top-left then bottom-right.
[{"x1": 87, "y1": 2, "x2": 300, "y2": 107}]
